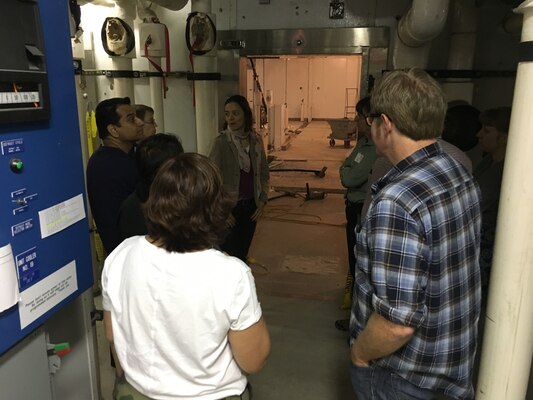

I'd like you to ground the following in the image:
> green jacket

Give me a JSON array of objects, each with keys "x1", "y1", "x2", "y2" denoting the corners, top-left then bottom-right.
[
  {"x1": 339, "y1": 135, "x2": 376, "y2": 204},
  {"x1": 209, "y1": 129, "x2": 270, "y2": 207}
]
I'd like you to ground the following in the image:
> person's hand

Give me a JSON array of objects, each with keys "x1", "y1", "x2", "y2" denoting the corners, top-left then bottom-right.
[{"x1": 251, "y1": 203, "x2": 266, "y2": 221}]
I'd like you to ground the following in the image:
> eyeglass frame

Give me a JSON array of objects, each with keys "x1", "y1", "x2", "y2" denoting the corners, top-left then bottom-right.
[
  {"x1": 365, "y1": 112, "x2": 381, "y2": 127},
  {"x1": 364, "y1": 112, "x2": 393, "y2": 127}
]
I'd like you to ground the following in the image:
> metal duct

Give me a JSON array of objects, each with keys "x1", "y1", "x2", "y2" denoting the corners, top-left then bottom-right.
[
  {"x1": 392, "y1": 0, "x2": 449, "y2": 69},
  {"x1": 398, "y1": 0, "x2": 449, "y2": 47}
]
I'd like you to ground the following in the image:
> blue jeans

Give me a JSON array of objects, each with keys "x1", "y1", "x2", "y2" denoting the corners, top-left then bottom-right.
[{"x1": 350, "y1": 364, "x2": 443, "y2": 400}]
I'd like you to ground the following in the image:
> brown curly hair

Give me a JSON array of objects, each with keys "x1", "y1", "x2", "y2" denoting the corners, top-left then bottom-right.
[{"x1": 143, "y1": 153, "x2": 235, "y2": 252}]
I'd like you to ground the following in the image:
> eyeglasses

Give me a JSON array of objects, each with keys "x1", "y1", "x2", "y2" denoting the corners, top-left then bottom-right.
[{"x1": 365, "y1": 113, "x2": 382, "y2": 127}]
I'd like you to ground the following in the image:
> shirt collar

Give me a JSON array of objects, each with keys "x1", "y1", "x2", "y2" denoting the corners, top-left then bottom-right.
[{"x1": 372, "y1": 141, "x2": 442, "y2": 195}]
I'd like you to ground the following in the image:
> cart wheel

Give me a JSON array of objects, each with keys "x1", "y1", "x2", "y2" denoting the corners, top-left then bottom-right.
[{"x1": 329, "y1": 138, "x2": 335, "y2": 147}]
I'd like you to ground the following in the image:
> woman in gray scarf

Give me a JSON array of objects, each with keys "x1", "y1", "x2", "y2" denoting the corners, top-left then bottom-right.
[{"x1": 209, "y1": 95, "x2": 269, "y2": 262}]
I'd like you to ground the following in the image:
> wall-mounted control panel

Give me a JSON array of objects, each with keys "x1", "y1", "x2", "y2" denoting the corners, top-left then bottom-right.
[
  {"x1": 0, "y1": 0, "x2": 50, "y2": 123},
  {"x1": 0, "y1": 0, "x2": 92, "y2": 355}
]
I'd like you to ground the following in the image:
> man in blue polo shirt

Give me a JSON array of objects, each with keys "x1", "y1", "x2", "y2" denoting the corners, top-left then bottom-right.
[{"x1": 349, "y1": 69, "x2": 482, "y2": 400}]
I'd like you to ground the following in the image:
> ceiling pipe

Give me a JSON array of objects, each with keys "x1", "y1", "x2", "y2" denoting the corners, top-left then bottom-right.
[
  {"x1": 114, "y1": 0, "x2": 137, "y2": 19},
  {"x1": 137, "y1": 0, "x2": 189, "y2": 20},
  {"x1": 398, "y1": 0, "x2": 450, "y2": 47},
  {"x1": 137, "y1": 0, "x2": 158, "y2": 21},
  {"x1": 442, "y1": 0, "x2": 478, "y2": 104},
  {"x1": 392, "y1": 0, "x2": 450, "y2": 69},
  {"x1": 149, "y1": 0, "x2": 188, "y2": 10}
]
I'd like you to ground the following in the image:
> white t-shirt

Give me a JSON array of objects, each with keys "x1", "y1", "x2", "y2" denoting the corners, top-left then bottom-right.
[{"x1": 102, "y1": 236, "x2": 262, "y2": 400}]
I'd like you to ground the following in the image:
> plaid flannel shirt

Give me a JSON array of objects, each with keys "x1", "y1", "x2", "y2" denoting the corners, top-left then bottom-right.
[{"x1": 350, "y1": 142, "x2": 482, "y2": 400}]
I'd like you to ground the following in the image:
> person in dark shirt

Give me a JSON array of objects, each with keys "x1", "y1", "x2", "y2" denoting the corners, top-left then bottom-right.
[
  {"x1": 473, "y1": 107, "x2": 511, "y2": 288},
  {"x1": 118, "y1": 133, "x2": 184, "y2": 240},
  {"x1": 86, "y1": 97, "x2": 144, "y2": 256}
]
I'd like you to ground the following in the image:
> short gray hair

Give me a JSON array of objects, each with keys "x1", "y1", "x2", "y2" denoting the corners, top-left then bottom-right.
[{"x1": 371, "y1": 68, "x2": 447, "y2": 140}]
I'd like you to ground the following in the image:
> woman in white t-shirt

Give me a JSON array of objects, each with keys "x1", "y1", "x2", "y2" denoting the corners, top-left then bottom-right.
[{"x1": 102, "y1": 153, "x2": 270, "y2": 400}]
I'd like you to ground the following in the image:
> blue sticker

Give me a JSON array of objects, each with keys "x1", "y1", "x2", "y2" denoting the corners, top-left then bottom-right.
[
  {"x1": 1, "y1": 138, "x2": 25, "y2": 155},
  {"x1": 11, "y1": 219, "x2": 33, "y2": 237},
  {"x1": 15, "y1": 247, "x2": 39, "y2": 290}
]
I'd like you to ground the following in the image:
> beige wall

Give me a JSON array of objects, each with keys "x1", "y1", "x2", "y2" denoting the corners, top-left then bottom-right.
[{"x1": 243, "y1": 55, "x2": 362, "y2": 120}]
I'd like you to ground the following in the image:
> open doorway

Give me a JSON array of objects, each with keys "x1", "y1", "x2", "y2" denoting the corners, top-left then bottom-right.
[
  {"x1": 240, "y1": 55, "x2": 362, "y2": 151},
  {"x1": 241, "y1": 55, "x2": 362, "y2": 122}
]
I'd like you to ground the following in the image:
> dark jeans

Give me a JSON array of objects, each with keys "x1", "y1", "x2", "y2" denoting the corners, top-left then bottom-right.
[
  {"x1": 350, "y1": 364, "x2": 445, "y2": 400},
  {"x1": 222, "y1": 198, "x2": 257, "y2": 262},
  {"x1": 346, "y1": 200, "x2": 363, "y2": 281}
]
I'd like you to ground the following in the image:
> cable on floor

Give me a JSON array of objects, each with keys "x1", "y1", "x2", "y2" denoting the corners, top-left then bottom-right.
[{"x1": 262, "y1": 207, "x2": 345, "y2": 228}]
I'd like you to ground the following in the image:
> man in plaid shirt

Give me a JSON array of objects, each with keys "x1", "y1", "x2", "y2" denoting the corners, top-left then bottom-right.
[{"x1": 349, "y1": 69, "x2": 482, "y2": 400}]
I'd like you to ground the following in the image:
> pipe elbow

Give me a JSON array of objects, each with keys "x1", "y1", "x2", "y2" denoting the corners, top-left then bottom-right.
[
  {"x1": 398, "y1": 0, "x2": 449, "y2": 48},
  {"x1": 150, "y1": 0, "x2": 189, "y2": 11}
]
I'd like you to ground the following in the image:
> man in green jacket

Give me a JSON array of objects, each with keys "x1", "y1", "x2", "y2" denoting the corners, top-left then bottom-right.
[{"x1": 336, "y1": 97, "x2": 377, "y2": 331}]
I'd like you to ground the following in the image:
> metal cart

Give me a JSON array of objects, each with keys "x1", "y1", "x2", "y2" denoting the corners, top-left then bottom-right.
[{"x1": 327, "y1": 118, "x2": 357, "y2": 148}]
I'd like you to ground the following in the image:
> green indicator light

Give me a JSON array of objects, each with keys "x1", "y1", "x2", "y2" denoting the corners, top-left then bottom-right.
[{"x1": 16, "y1": 162, "x2": 23, "y2": 169}]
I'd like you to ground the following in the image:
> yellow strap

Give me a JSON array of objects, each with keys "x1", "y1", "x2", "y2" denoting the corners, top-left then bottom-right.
[
  {"x1": 85, "y1": 111, "x2": 94, "y2": 156},
  {"x1": 90, "y1": 111, "x2": 97, "y2": 139}
]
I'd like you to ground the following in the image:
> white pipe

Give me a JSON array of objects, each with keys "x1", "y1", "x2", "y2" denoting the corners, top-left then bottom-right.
[
  {"x1": 148, "y1": 60, "x2": 165, "y2": 133},
  {"x1": 442, "y1": 0, "x2": 477, "y2": 104},
  {"x1": 150, "y1": 0, "x2": 188, "y2": 10},
  {"x1": 110, "y1": 0, "x2": 135, "y2": 99},
  {"x1": 113, "y1": 0, "x2": 136, "y2": 19},
  {"x1": 139, "y1": 21, "x2": 167, "y2": 131},
  {"x1": 447, "y1": 0, "x2": 477, "y2": 70},
  {"x1": 398, "y1": 0, "x2": 449, "y2": 47},
  {"x1": 110, "y1": 58, "x2": 135, "y2": 100},
  {"x1": 191, "y1": 0, "x2": 217, "y2": 155},
  {"x1": 137, "y1": 0, "x2": 158, "y2": 21},
  {"x1": 392, "y1": 0, "x2": 449, "y2": 69},
  {"x1": 476, "y1": 1, "x2": 533, "y2": 398}
]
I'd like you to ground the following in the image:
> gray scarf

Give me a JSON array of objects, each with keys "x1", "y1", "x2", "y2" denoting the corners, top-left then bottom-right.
[{"x1": 228, "y1": 128, "x2": 251, "y2": 173}]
